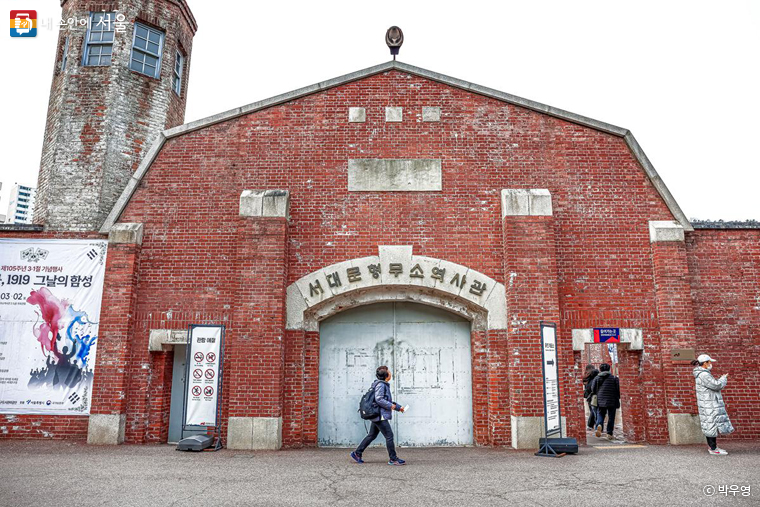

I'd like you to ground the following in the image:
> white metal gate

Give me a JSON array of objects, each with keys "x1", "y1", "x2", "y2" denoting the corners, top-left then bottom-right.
[{"x1": 318, "y1": 302, "x2": 473, "y2": 447}]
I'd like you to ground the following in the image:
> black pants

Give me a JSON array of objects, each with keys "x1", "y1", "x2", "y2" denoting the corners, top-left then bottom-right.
[
  {"x1": 596, "y1": 406, "x2": 617, "y2": 436},
  {"x1": 355, "y1": 420, "x2": 397, "y2": 460},
  {"x1": 706, "y1": 436, "x2": 717, "y2": 450}
]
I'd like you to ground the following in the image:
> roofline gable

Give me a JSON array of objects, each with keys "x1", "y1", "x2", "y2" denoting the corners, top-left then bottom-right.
[{"x1": 100, "y1": 60, "x2": 692, "y2": 233}]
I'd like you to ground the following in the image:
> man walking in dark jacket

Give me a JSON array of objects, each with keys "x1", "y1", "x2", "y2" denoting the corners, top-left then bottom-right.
[
  {"x1": 591, "y1": 363, "x2": 620, "y2": 440},
  {"x1": 583, "y1": 364, "x2": 599, "y2": 429},
  {"x1": 351, "y1": 366, "x2": 406, "y2": 465}
]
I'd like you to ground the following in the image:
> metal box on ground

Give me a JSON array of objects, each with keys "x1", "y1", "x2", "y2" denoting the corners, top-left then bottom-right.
[
  {"x1": 538, "y1": 437, "x2": 579, "y2": 454},
  {"x1": 176, "y1": 434, "x2": 214, "y2": 451}
]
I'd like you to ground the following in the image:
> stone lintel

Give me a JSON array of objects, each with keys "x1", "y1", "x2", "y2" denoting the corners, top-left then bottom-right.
[
  {"x1": 239, "y1": 190, "x2": 290, "y2": 218},
  {"x1": 571, "y1": 328, "x2": 644, "y2": 351},
  {"x1": 649, "y1": 220, "x2": 685, "y2": 243},
  {"x1": 501, "y1": 189, "x2": 553, "y2": 217},
  {"x1": 87, "y1": 414, "x2": 126, "y2": 445},
  {"x1": 148, "y1": 329, "x2": 189, "y2": 352},
  {"x1": 108, "y1": 223, "x2": 144, "y2": 245},
  {"x1": 286, "y1": 245, "x2": 507, "y2": 331}
]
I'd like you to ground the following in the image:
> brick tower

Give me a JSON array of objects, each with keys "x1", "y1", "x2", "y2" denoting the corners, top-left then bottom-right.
[{"x1": 34, "y1": 0, "x2": 197, "y2": 231}]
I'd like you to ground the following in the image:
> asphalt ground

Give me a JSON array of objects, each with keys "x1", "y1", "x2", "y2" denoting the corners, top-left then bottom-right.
[{"x1": 0, "y1": 440, "x2": 758, "y2": 506}]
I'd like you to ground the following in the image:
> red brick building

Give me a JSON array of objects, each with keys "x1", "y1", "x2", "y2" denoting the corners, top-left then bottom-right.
[{"x1": 2, "y1": 2, "x2": 758, "y2": 450}]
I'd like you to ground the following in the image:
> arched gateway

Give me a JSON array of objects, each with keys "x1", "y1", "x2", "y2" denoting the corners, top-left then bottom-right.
[
  {"x1": 286, "y1": 246, "x2": 506, "y2": 447},
  {"x1": 286, "y1": 245, "x2": 507, "y2": 333}
]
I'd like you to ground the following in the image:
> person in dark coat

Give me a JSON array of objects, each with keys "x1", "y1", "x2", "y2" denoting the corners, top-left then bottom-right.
[
  {"x1": 583, "y1": 364, "x2": 599, "y2": 429},
  {"x1": 591, "y1": 363, "x2": 620, "y2": 440},
  {"x1": 351, "y1": 365, "x2": 406, "y2": 465}
]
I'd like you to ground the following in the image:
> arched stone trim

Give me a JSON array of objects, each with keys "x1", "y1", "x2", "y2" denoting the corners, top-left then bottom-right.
[{"x1": 286, "y1": 246, "x2": 506, "y2": 332}]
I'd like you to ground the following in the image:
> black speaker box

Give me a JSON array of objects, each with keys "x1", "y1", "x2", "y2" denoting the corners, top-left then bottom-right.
[{"x1": 538, "y1": 437, "x2": 579, "y2": 454}]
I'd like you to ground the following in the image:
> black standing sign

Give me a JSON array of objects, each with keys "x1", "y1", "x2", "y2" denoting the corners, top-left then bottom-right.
[
  {"x1": 540, "y1": 322, "x2": 561, "y2": 437},
  {"x1": 535, "y1": 322, "x2": 574, "y2": 457}
]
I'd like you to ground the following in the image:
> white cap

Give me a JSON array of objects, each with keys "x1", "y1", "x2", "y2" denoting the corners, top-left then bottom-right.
[{"x1": 697, "y1": 354, "x2": 716, "y2": 363}]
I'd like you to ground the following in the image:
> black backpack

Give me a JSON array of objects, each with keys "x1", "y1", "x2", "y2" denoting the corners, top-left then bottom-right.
[{"x1": 358, "y1": 384, "x2": 380, "y2": 420}]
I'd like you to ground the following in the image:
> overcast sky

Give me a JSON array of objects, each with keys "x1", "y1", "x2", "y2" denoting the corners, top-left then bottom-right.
[{"x1": 1, "y1": 0, "x2": 758, "y2": 221}]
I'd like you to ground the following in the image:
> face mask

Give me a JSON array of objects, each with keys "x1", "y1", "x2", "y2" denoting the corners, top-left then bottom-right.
[{"x1": 707, "y1": 364, "x2": 713, "y2": 370}]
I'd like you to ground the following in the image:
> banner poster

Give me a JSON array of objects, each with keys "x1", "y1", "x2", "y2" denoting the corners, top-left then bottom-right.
[
  {"x1": 184, "y1": 325, "x2": 223, "y2": 427},
  {"x1": 0, "y1": 239, "x2": 108, "y2": 415},
  {"x1": 540, "y1": 323, "x2": 561, "y2": 436}
]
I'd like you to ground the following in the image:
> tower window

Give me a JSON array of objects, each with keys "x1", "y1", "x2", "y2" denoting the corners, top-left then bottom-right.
[
  {"x1": 61, "y1": 36, "x2": 69, "y2": 72},
  {"x1": 83, "y1": 12, "x2": 116, "y2": 66},
  {"x1": 130, "y1": 23, "x2": 164, "y2": 78},
  {"x1": 172, "y1": 51, "x2": 184, "y2": 96}
]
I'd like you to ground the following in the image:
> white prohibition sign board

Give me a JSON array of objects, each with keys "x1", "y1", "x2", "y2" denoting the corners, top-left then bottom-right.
[
  {"x1": 184, "y1": 326, "x2": 222, "y2": 426},
  {"x1": 541, "y1": 324, "x2": 561, "y2": 435}
]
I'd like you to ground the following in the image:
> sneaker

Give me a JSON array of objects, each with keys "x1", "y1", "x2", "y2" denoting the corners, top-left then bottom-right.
[
  {"x1": 595, "y1": 425, "x2": 602, "y2": 438},
  {"x1": 605, "y1": 434, "x2": 614, "y2": 441},
  {"x1": 388, "y1": 458, "x2": 406, "y2": 466},
  {"x1": 350, "y1": 451, "x2": 364, "y2": 464},
  {"x1": 708, "y1": 448, "x2": 728, "y2": 455}
]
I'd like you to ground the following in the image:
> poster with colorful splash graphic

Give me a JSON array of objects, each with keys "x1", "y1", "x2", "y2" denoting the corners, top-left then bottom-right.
[{"x1": 0, "y1": 239, "x2": 107, "y2": 415}]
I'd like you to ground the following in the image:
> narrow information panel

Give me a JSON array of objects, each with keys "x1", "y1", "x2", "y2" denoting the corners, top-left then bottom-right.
[
  {"x1": 184, "y1": 325, "x2": 222, "y2": 427},
  {"x1": 540, "y1": 323, "x2": 561, "y2": 436}
]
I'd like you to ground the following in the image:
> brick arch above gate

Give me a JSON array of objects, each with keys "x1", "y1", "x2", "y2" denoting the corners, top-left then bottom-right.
[{"x1": 286, "y1": 246, "x2": 507, "y2": 332}]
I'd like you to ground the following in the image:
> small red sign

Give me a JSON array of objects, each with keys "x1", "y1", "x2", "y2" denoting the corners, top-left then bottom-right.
[
  {"x1": 192, "y1": 369, "x2": 202, "y2": 379},
  {"x1": 191, "y1": 386, "x2": 201, "y2": 396},
  {"x1": 204, "y1": 386, "x2": 214, "y2": 396},
  {"x1": 204, "y1": 369, "x2": 215, "y2": 380},
  {"x1": 206, "y1": 352, "x2": 216, "y2": 363},
  {"x1": 194, "y1": 352, "x2": 204, "y2": 363},
  {"x1": 594, "y1": 328, "x2": 620, "y2": 343}
]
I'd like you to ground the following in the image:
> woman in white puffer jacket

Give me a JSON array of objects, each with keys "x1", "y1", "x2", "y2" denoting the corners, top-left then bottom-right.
[{"x1": 692, "y1": 353, "x2": 734, "y2": 455}]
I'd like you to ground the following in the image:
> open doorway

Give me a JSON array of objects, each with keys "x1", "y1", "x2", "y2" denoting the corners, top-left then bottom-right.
[{"x1": 582, "y1": 343, "x2": 624, "y2": 444}]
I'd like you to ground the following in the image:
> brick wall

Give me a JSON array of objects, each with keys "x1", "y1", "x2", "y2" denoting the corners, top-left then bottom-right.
[
  {"x1": 687, "y1": 229, "x2": 760, "y2": 439},
  {"x1": 114, "y1": 70, "x2": 679, "y2": 446}
]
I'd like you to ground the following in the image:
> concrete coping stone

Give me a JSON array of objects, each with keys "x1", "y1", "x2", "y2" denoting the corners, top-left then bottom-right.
[
  {"x1": 108, "y1": 223, "x2": 144, "y2": 245},
  {"x1": 501, "y1": 189, "x2": 553, "y2": 217},
  {"x1": 649, "y1": 220, "x2": 685, "y2": 243},
  {"x1": 239, "y1": 190, "x2": 290, "y2": 218}
]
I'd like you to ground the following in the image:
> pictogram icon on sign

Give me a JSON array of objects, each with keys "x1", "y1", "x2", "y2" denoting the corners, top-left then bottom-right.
[
  {"x1": 204, "y1": 386, "x2": 214, "y2": 396},
  {"x1": 191, "y1": 386, "x2": 201, "y2": 396},
  {"x1": 206, "y1": 352, "x2": 216, "y2": 363},
  {"x1": 194, "y1": 352, "x2": 204, "y2": 362},
  {"x1": 193, "y1": 369, "x2": 202, "y2": 379},
  {"x1": 205, "y1": 369, "x2": 215, "y2": 380}
]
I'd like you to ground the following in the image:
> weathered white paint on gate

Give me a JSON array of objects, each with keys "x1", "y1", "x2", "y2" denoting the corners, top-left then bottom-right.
[{"x1": 318, "y1": 302, "x2": 473, "y2": 448}]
